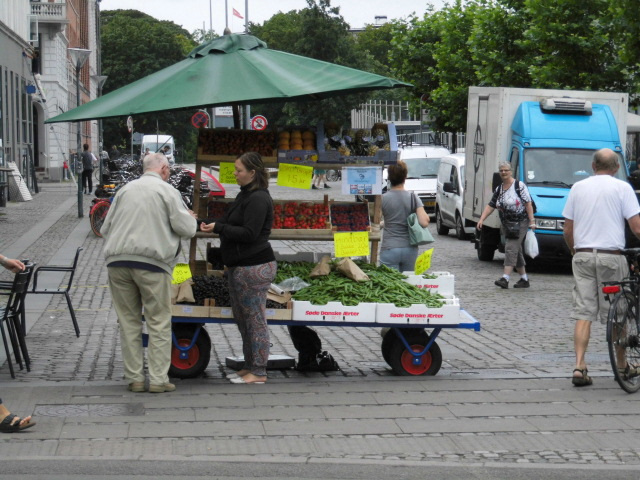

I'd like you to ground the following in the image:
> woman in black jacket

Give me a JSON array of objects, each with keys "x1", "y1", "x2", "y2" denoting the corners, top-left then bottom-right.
[{"x1": 201, "y1": 152, "x2": 276, "y2": 384}]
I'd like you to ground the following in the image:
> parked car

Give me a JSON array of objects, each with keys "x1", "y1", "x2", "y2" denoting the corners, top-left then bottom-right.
[
  {"x1": 399, "y1": 144, "x2": 450, "y2": 215},
  {"x1": 435, "y1": 153, "x2": 474, "y2": 239}
]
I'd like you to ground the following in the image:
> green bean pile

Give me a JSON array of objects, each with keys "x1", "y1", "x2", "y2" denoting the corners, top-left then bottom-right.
[{"x1": 275, "y1": 261, "x2": 444, "y2": 308}]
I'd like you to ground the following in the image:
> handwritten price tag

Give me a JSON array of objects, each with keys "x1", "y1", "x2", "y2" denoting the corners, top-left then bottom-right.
[
  {"x1": 276, "y1": 163, "x2": 314, "y2": 189},
  {"x1": 218, "y1": 162, "x2": 237, "y2": 184},
  {"x1": 172, "y1": 263, "x2": 193, "y2": 285},
  {"x1": 334, "y1": 231, "x2": 370, "y2": 258},
  {"x1": 414, "y1": 248, "x2": 434, "y2": 275}
]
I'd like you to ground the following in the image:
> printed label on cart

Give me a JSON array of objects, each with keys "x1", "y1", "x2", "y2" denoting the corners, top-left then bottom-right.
[
  {"x1": 220, "y1": 307, "x2": 233, "y2": 316},
  {"x1": 181, "y1": 306, "x2": 194, "y2": 313}
]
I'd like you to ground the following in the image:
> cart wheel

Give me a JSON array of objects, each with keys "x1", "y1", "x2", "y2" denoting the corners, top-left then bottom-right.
[
  {"x1": 381, "y1": 328, "x2": 428, "y2": 366},
  {"x1": 389, "y1": 334, "x2": 442, "y2": 376},
  {"x1": 170, "y1": 325, "x2": 211, "y2": 378}
]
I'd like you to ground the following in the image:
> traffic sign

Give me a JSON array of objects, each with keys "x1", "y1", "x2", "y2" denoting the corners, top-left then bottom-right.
[
  {"x1": 191, "y1": 110, "x2": 209, "y2": 128},
  {"x1": 126, "y1": 116, "x2": 133, "y2": 133},
  {"x1": 251, "y1": 115, "x2": 268, "y2": 131}
]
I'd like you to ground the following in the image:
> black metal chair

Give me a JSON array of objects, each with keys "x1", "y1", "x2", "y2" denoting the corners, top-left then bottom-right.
[
  {"x1": 30, "y1": 247, "x2": 83, "y2": 337},
  {"x1": 1, "y1": 264, "x2": 35, "y2": 378}
]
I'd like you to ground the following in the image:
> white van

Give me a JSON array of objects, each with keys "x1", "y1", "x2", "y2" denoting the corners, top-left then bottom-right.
[
  {"x1": 435, "y1": 153, "x2": 474, "y2": 239},
  {"x1": 399, "y1": 144, "x2": 450, "y2": 215},
  {"x1": 142, "y1": 134, "x2": 175, "y2": 164}
]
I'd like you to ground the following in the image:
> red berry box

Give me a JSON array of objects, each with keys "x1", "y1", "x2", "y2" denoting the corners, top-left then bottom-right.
[
  {"x1": 329, "y1": 202, "x2": 371, "y2": 232},
  {"x1": 272, "y1": 201, "x2": 330, "y2": 230}
]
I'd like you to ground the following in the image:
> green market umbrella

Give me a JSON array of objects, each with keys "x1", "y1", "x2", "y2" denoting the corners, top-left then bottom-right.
[{"x1": 46, "y1": 34, "x2": 412, "y2": 123}]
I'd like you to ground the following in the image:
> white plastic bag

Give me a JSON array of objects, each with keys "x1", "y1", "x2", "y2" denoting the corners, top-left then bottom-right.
[{"x1": 524, "y1": 230, "x2": 539, "y2": 258}]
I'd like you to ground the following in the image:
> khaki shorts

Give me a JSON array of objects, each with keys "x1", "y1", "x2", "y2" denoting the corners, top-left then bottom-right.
[{"x1": 571, "y1": 252, "x2": 628, "y2": 324}]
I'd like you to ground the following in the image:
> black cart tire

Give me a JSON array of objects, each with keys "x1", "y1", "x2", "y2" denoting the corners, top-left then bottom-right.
[
  {"x1": 381, "y1": 328, "x2": 428, "y2": 366},
  {"x1": 436, "y1": 208, "x2": 449, "y2": 235},
  {"x1": 170, "y1": 324, "x2": 211, "y2": 378},
  {"x1": 388, "y1": 334, "x2": 442, "y2": 376}
]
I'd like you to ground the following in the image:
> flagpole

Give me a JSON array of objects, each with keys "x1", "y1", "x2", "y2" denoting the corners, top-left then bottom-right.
[
  {"x1": 209, "y1": 0, "x2": 212, "y2": 31},
  {"x1": 225, "y1": 0, "x2": 228, "y2": 29}
]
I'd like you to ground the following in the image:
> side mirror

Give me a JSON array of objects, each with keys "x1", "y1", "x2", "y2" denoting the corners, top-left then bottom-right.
[{"x1": 443, "y1": 182, "x2": 456, "y2": 194}]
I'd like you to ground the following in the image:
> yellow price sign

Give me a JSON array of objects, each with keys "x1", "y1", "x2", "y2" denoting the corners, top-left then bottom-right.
[
  {"x1": 219, "y1": 162, "x2": 237, "y2": 184},
  {"x1": 414, "y1": 248, "x2": 434, "y2": 275},
  {"x1": 276, "y1": 163, "x2": 314, "y2": 189},
  {"x1": 172, "y1": 263, "x2": 193, "y2": 285},
  {"x1": 334, "y1": 231, "x2": 370, "y2": 258}
]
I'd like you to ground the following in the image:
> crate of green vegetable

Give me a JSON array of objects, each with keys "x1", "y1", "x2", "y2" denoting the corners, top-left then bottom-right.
[
  {"x1": 401, "y1": 271, "x2": 455, "y2": 296},
  {"x1": 376, "y1": 295, "x2": 460, "y2": 325}
]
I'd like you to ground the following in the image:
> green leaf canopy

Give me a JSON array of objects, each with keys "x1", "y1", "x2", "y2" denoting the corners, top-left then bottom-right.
[{"x1": 47, "y1": 34, "x2": 411, "y2": 123}]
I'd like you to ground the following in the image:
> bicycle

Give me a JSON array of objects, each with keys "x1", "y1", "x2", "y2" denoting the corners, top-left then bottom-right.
[
  {"x1": 89, "y1": 196, "x2": 113, "y2": 238},
  {"x1": 602, "y1": 248, "x2": 640, "y2": 393}
]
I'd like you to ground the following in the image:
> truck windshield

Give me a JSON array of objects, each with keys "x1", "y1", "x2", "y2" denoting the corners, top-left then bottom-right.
[
  {"x1": 144, "y1": 142, "x2": 171, "y2": 152},
  {"x1": 523, "y1": 148, "x2": 626, "y2": 187},
  {"x1": 405, "y1": 158, "x2": 442, "y2": 179}
]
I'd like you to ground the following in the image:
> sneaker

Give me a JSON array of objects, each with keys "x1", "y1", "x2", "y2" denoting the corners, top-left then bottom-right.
[
  {"x1": 324, "y1": 184, "x2": 331, "y2": 189},
  {"x1": 513, "y1": 278, "x2": 530, "y2": 288},
  {"x1": 494, "y1": 277, "x2": 509, "y2": 289},
  {"x1": 312, "y1": 185, "x2": 319, "y2": 189},
  {"x1": 149, "y1": 382, "x2": 176, "y2": 393}
]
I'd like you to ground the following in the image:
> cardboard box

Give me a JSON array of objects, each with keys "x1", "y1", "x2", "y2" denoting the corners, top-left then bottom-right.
[
  {"x1": 401, "y1": 271, "x2": 455, "y2": 296},
  {"x1": 291, "y1": 300, "x2": 376, "y2": 323},
  {"x1": 375, "y1": 295, "x2": 461, "y2": 325},
  {"x1": 209, "y1": 306, "x2": 292, "y2": 321},
  {"x1": 171, "y1": 304, "x2": 211, "y2": 318}
]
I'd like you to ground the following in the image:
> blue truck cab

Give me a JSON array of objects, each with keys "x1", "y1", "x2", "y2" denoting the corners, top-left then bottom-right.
[{"x1": 463, "y1": 87, "x2": 629, "y2": 263}]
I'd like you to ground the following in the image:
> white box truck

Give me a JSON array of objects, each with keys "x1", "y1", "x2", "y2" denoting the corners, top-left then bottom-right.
[
  {"x1": 463, "y1": 86, "x2": 629, "y2": 261},
  {"x1": 142, "y1": 134, "x2": 176, "y2": 164}
]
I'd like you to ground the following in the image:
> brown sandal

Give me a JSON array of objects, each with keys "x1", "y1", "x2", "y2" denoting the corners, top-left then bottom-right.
[{"x1": 572, "y1": 368, "x2": 592, "y2": 387}]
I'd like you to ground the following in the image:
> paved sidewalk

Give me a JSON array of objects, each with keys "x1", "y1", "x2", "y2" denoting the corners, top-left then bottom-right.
[{"x1": 1, "y1": 182, "x2": 640, "y2": 474}]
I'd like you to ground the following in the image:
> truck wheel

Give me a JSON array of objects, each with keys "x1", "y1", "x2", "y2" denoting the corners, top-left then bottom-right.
[
  {"x1": 477, "y1": 242, "x2": 495, "y2": 261},
  {"x1": 455, "y1": 213, "x2": 468, "y2": 240},
  {"x1": 170, "y1": 325, "x2": 211, "y2": 378},
  {"x1": 436, "y1": 208, "x2": 450, "y2": 235},
  {"x1": 381, "y1": 328, "x2": 428, "y2": 366},
  {"x1": 389, "y1": 334, "x2": 442, "y2": 376}
]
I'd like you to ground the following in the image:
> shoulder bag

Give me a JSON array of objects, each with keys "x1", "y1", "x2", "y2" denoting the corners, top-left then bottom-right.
[{"x1": 407, "y1": 193, "x2": 435, "y2": 246}]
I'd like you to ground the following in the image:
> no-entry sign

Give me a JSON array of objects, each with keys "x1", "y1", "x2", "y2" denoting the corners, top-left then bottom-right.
[
  {"x1": 251, "y1": 115, "x2": 268, "y2": 131},
  {"x1": 191, "y1": 110, "x2": 209, "y2": 128}
]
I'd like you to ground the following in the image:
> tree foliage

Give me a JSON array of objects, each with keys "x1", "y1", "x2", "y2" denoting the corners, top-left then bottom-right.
[{"x1": 100, "y1": 10, "x2": 198, "y2": 156}]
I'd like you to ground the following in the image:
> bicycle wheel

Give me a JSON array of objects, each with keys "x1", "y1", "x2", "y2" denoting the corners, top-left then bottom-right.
[
  {"x1": 607, "y1": 288, "x2": 640, "y2": 393},
  {"x1": 89, "y1": 201, "x2": 111, "y2": 237},
  {"x1": 325, "y1": 169, "x2": 340, "y2": 182}
]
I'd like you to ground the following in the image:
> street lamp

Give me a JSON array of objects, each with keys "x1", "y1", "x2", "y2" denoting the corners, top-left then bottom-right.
[
  {"x1": 68, "y1": 47, "x2": 92, "y2": 218},
  {"x1": 92, "y1": 74, "x2": 108, "y2": 186}
]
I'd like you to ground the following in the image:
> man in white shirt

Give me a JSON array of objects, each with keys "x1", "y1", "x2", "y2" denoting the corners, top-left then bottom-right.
[{"x1": 563, "y1": 148, "x2": 640, "y2": 386}]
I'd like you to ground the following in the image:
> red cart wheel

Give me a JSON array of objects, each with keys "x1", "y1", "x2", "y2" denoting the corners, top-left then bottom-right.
[
  {"x1": 389, "y1": 334, "x2": 442, "y2": 376},
  {"x1": 381, "y1": 328, "x2": 428, "y2": 366},
  {"x1": 170, "y1": 325, "x2": 211, "y2": 378}
]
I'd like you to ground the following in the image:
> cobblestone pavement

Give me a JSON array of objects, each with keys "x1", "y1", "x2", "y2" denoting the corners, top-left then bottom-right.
[{"x1": 1, "y1": 180, "x2": 640, "y2": 473}]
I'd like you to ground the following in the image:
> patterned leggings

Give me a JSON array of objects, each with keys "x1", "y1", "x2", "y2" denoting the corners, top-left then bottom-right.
[{"x1": 227, "y1": 261, "x2": 277, "y2": 376}]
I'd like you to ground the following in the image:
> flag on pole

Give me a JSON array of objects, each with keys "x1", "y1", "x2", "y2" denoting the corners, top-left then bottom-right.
[{"x1": 232, "y1": 8, "x2": 244, "y2": 19}]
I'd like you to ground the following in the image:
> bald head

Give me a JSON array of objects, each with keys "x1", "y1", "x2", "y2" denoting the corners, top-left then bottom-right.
[
  {"x1": 593, "y1": 148, "x2": 620, "y2": 174},
  {"x1": 143, "y1": 152, "x2": 169, "y2": 173}
]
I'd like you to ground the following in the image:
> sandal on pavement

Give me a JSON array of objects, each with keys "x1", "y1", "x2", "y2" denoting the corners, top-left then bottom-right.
[
  {"x1": 0, "y1": 414, "x2": 36, "y2": 433},
  {"x1": 230, "y1": 374, "x2": 266, "y2": 384},
  {"x1": 617, "y1": 364, "x2": 640, "y2": 380},
  {"x1": 572, "y1": 368, "x2": 593, "y2": 387}
]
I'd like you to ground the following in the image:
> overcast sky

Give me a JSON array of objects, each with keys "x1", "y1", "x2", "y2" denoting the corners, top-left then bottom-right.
[{"x1": 100, "y1": 0, "x2": 445, "y2": 34}]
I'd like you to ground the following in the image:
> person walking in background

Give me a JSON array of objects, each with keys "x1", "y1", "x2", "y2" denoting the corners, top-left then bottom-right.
[
  {"x1": 109, "y1": 145, "x2": 120, "y2": 160},
  {"x1": 563, "y1": 148, "x2": 640, "y2": 387},
  {"x1": 380, "y1": 161, "x2": 430, "y2": 272},
  {"x1": 80, "y1": 143, "x2": 94, "y2": 195},
  {"x1": 201, "y1": 152, "x2": 277, "y2": 385},
  {"x1": 477, "y1": 162, "x2": 535, "y2": 289},
  {"x1": 102, "y1": 153, "x2": 197, "y2": 393},
  {"x1": 312, "y1": 168, "x2": 330, "y2": 189}
]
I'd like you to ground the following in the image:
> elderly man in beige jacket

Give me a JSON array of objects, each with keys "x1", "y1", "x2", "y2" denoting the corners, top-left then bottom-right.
[{"x1": 102, "y1": 153, "x2": 197, "y2": 393}]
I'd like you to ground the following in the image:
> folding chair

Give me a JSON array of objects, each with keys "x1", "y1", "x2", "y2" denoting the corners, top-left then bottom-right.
[
  {"x1": 1, "y1": 264, "x2": 34, "y2": 378},
  {"x1": 30, "y1": 247, "x2": 83, "y2": 337}
]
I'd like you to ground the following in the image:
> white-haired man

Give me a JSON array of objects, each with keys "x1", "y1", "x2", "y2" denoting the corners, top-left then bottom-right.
[{"x1": 102, "y1": 153, "x2": 197, "y2": 393}]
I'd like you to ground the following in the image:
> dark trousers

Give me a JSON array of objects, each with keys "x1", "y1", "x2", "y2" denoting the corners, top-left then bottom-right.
[{"x1": 81, "y1": 170, "x2": 93, "y2": 193}]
